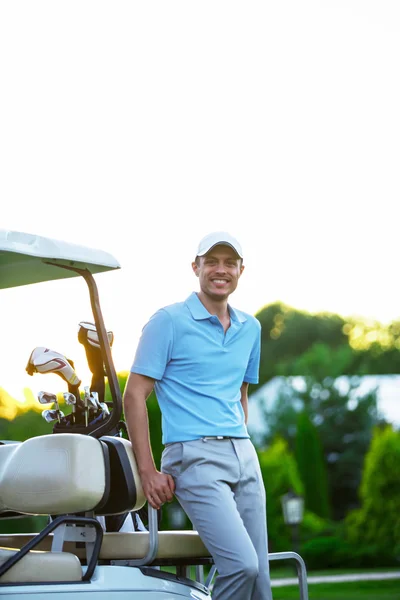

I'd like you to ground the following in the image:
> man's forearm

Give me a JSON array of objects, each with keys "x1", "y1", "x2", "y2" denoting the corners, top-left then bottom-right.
[
  {"x1": 241, "y1": 397, "x2": 248, "y2": 423},
  {"x1": 240, "y1": 382, "x2": 249, "y2": 424},
  {"x1": 123, "y1": 387, "x2": 156, "y2": 476},
  {"x1": 123, "y1": 373, "x2": 175, "y2": 509}
]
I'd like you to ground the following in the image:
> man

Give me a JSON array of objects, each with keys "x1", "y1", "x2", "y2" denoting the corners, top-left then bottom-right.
[{"x1": 123, "y1": 232, "x2": 272, "y2": 600}]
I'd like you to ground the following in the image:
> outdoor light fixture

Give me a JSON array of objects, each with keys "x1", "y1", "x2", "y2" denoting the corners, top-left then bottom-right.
[{"x1": 281, "y1": 490, "x2": 304, "y2": 553}]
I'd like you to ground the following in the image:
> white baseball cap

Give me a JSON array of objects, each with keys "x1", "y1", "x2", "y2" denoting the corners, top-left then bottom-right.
[{"x1": 195, "y1": 231, "x2": 243, "y2": 259}]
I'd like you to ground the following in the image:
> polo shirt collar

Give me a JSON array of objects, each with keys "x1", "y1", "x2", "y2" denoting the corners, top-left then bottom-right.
[
  {"x1": 229, "y1": 305, "x2": 247, "y2": 324},
  {"x1": 186, "y1": 292, "x2": 211, "y2": 320},
  {"x1": 185, "y1": 292, "x2": 247, "y2": 323}
]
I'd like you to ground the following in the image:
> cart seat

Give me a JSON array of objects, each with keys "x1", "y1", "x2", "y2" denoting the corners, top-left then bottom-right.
[
  {"x1": 0, "y1": 434, "x2": 109, "y2": 515},
  {"x1": 0, "y1": 547, "x2": 82, "y2": 583},
  {"x1": 0, "y1": 530, "x2": 211, "y2": 563},
  {"x1": 99, "y1": 530, "x2": 210, "y2": 561},
  {"x1": 0, "y1": 434, "x2": 107, "y2": 583},
  {"x1": 0, "y1": 434, "x2": 212, "y2": 570}
]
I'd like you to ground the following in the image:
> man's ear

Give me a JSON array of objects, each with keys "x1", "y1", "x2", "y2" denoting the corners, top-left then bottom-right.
[
  {"x1": 239, "y1": 264, "x2": 245, "y2": 277},
  {"x1": 192, "y1": 261, "x2": 199, "y2": 277}
]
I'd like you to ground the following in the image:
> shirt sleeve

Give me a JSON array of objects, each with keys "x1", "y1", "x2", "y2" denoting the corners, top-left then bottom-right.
[
  {"x1": 243, "y1": 319, "x2": 261, "y2": 384},
  {"x1": 131, "y1": 309, "x2": 174, "y2": 381}
]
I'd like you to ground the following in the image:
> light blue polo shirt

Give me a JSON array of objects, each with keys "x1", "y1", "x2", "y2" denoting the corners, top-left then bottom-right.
[{"x1": 131, "y1": 292, "x2": 261, "y2": 444}]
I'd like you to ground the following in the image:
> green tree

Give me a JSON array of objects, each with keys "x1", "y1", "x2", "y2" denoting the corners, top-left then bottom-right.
[
  {"x1": 295, "y1": 410, "x2": 331, "y2": 519},
  {"x1": 252, "y1": 302, "x2": 400, "y2": 521},
  {"x1": 255, "y1": 302, "x2": 400, "y2": 386},
  {"x1": 255, "y1": 303, "x2": 349, "y2": 386},
  {"x1": 260, "y1": 376, "x2": 378, "y2": 519},
  {"x1": 280, "y1": 342, "x2": 355, "y2": 380}
]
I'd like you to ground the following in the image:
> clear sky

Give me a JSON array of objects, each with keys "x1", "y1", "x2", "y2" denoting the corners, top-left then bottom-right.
[{"x1": 1, "y1": 1, "x2": 400, "y2": 400}]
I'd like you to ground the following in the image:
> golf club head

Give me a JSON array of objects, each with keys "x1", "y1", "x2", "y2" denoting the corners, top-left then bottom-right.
[
  {"x1": 84, "y1": 386, "x2": 98, "y2": 410},
  {"x1": 63, "y1": 392, "x2": 76, "y2": 406},
  {"x1": 90, "y1": 391, "x2": 102, "y2": 410},
  {"x1": 99, "y1": 402, "x2": 110, "y2": 416},
  {"x1": 26, "y1": 347, "x2": 81, "y2": 387},
  {"x1": 38, "y1": 390, "x2": 57, "y2": 405},
  {"x1": 41, "y1": 409, "x2": 63, "y2": 423},
  {"x1": 62, "y1": 392, "x2": 77, "y2": 425}
]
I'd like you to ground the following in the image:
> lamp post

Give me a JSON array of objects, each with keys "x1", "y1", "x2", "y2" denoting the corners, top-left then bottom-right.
[{"x1": 281, "y1": 490, "x2": 304, "y2": 554}]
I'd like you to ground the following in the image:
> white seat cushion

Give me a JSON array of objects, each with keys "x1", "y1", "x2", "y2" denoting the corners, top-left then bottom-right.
[
  {"x1": 99, "y1": 531, "x2": 210, "y2": 560},
  {"x1": 0, "y1": 434, "x2": 106, "y2": 515},
  {"x1": 0, "y1": 547, "x2": 82, "y2": 583}
]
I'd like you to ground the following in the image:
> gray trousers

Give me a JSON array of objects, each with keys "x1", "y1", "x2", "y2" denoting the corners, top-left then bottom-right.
[{"x1": 161, "y1": 437, "x2": 272, "y2": 600}]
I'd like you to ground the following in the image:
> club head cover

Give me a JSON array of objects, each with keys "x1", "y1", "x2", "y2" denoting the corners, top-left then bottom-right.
[
  {"x1": 78, "y1": 321, "x2": 114, "y2": 350},
  {"x1": 26, "y1": 347, "x2": 81, "y2": 387},
  {"x1": 78, "y1": 322, "x2": 113, "y2": 404}
]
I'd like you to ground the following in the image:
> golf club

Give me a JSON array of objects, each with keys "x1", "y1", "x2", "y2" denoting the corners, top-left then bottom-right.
[
  {"x1": 90, "y1": 391, "x2": 110, "y2": 418},
  {"x1": 38, "y1": 391, "x2": 62, "y2": 422},
  {"x1": 63, "y1": 392, "x2": 77, "y2": 424},
  {"x1": 37, "y1": 390, "x2": 57, "y2": 405},
  {"x1": 42, "y1": 408, "x2": 65, "y2": 424}
]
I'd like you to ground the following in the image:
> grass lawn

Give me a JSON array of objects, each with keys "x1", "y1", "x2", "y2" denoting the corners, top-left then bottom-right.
[{"x1": 272, "y1": 578, "x2": 400, "y2": 599}]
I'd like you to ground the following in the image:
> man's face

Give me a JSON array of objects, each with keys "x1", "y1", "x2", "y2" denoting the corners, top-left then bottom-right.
[{"x1": 192, "y1": 245, "x2": 244, "y2": 300}]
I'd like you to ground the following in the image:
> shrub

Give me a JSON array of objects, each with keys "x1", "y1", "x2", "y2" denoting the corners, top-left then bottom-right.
[
  {"x1": 301, "y1": 534, "x2": 399, "y2": 570},
  {"x1": 345, "y1": 425, "x2": 400, "y2": 562},
  {"x1": 300, "y1": 536, "x2": 345, "y2": 569},
  {"x1": 301, "y1": 510, "x2": 335, "y2": 540}
]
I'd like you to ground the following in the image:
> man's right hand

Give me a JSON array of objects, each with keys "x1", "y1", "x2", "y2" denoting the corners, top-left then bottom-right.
[{"x1": 140, "y1": 469, "x2": 175, "y2": 510}]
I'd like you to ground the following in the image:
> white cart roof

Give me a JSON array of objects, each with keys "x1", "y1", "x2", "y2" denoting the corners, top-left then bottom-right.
[{"x1": 0, "y1": 230, "x2": 121, "y2": 289}]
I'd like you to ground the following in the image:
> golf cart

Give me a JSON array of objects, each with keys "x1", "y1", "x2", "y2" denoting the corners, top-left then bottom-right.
[{"x1": 0, "y1": 230, "x2": 309, "y2": 599}]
